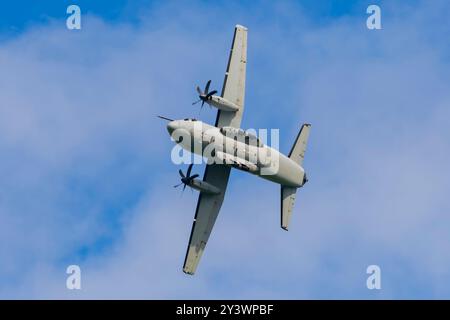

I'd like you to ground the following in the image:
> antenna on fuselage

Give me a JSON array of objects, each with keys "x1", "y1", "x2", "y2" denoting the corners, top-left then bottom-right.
[{"x1": 157, "y1": 115, "x2": 175, "y2": 121}]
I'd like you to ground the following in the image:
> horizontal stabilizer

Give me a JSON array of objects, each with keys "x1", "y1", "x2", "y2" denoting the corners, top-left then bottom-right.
[{"x1": 281, "y1": 186, "x2": 297, "y2": 231}]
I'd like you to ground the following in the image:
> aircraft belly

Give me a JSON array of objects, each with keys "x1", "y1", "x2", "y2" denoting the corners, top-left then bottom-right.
[
  {"x1": 259, "y1": 154, "x2": 303, "y2": 187},
  {"x1": 176, "y1": 124, "x2": 303, "y2": 187}
]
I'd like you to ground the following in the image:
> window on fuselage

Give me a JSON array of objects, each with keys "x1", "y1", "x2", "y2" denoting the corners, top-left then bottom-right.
[{"x1": 244, "y1": 135, "x2": 262, "y2": 147}]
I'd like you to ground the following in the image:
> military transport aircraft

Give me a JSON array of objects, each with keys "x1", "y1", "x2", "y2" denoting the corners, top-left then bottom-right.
[{"x1": 160, "y1": 25, "x2": 311, "y2": 275}]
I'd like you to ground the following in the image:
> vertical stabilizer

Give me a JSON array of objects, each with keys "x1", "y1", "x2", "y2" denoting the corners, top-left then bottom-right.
[{"x1": 288, "y1": 124, "x2": 311, "y2": 166}]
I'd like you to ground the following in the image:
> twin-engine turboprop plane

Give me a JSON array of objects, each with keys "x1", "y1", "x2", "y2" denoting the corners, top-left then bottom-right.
[{"x1": 160, "y1": 25, "x2": 311, "y2": 275}]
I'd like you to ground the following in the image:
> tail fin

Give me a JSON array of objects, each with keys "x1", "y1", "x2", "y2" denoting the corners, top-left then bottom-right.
[{"x1": 281, "y1": 124, "x2": 311, "y2": 231}]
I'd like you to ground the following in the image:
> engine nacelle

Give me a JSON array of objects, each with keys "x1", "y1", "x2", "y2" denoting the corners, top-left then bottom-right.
[
  {"x1": 189, "y1": 179, "x2": 221, "y2": 195},
  {"x1": 207, "y1": 96, "x2": 239, "y2": 112}
]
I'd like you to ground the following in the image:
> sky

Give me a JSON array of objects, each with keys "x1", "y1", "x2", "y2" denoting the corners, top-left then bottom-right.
[{"x1": 0, "y1": 0, "x2": 449, "y2": 299}]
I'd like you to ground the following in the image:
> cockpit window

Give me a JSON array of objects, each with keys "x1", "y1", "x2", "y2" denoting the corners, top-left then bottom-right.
[{"x1": 183, "y1": 118, "x2": 197, "y2": 121}]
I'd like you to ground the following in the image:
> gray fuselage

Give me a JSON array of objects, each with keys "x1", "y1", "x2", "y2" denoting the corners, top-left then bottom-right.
[{"x1": 167, "y1": 119, "x2": 304, "y2": 188}]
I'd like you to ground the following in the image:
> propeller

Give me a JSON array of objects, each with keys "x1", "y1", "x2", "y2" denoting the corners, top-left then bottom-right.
[
  {"x1": 173, "y1": 164, "x2": 200, "y2": 192},
  {"x1": 192, "y1": 80, "x2": 218, "y2": 109}
]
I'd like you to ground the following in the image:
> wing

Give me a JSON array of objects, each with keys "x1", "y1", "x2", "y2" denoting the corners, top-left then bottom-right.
[
  {"x1": 215, "y1": 24, "x2": 248, "y2": 129},
  {"x1": 183, "y1": 164, "x2": 231, "y2": 275},
  {"x1": 183, "y1": 25, "x2": 248, "y2": 274}
]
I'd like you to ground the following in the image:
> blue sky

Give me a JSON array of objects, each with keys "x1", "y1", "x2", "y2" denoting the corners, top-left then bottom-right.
[
  {"x1": 0, "y1": 0, "x2": 449, "y2": 299},
  {"x1": 0, "y1": 0, "x2": 366, "y2": 29}
]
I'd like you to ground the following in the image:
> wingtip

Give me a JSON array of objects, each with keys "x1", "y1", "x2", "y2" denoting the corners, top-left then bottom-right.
[
  {"x1": 183, "y1": 264, "x2": 195, "y2": 275},
  {"x1": 235, "y1": 24, "x2": 248, "y2": 31},
  {"x1": 183, "y1": 269, "x2": 195, "y2": 276},
  {"x1": 281, "y1": 226, "x2": 289, "y2": 231}
]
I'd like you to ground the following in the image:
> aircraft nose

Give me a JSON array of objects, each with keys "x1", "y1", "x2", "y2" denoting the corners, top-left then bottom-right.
[{"x1": 167, "y1": 121, "x2": 177, "y2": 135}]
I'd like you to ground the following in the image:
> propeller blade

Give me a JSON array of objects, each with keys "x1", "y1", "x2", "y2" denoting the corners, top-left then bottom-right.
[
  {"x1": 157, "y1": 115, "x2": 174, "y2": 121},
  {"x1": 179, "y1": 169, "x2": 185, "y2": 178},
  {"x1": 186, "y1": 164, "x2": 193, "y2": 178},
  {"x1": 205, "y1": 90, "x2": 217, "y2": 99},
  {"x1": 174, "y1": 183, "x2": 183, "y2": 188},
  {"x1": 192, "y1": 99, "x2": 201, "y2": 105},
  {"x1": 205, "y1": 80, "x2": 211, "y2": 95},
  {"x1": 196, "y1": 86, "x2": 203, "y2": 95},
  {"x1": 190, "y1": 174, "x2": 199, "y2": 180},
  {"x1": 183, "y1": 184, "x2": 186, "y2": 192},
  {"x1": 201, "y1": 100, "x2": 205, "y2": 108}
]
